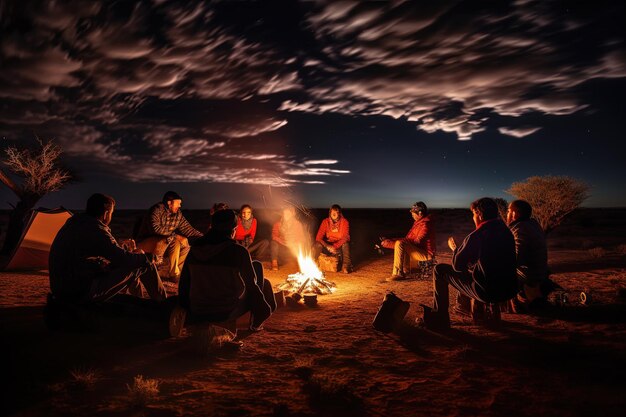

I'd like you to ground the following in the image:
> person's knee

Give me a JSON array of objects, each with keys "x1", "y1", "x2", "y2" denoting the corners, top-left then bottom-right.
[{"x1": 177, "y1": 235, "x2": 189, "y2": 247}]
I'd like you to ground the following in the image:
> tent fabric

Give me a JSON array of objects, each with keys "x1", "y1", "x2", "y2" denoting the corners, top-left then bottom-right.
[{"x1": 3, "y1": 207, "x2": 72, "y2": 271}]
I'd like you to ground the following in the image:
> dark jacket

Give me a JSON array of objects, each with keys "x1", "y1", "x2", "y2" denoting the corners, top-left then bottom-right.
[
  {"x1": 49, "y1": 214, "x2": 150, "y2": 302},
  {"x1": 179, "y1": 232, "x2": 267, "y2": 320},
  {"x1": 452, "y1": 218, "x2": 517, "y2": 302},
  {"x1": 136, "y1": 202, "x2": 202, "y2": 240},
  {"x1": 509, "y1": 218, "x2": 548, "y2": 286}
]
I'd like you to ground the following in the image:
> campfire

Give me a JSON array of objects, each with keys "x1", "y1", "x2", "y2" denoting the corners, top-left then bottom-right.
[{"x1": 277, "y1": 249, "x2": 336, "y2": 295}]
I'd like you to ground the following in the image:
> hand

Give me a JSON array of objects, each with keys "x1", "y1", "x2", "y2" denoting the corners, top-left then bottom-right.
[
  {"x1": 448, "y1": 237, "x2": 457, "y2": 251},
  {"x1": 328, "y1": 246, "x2": 338, "y2": 254}
]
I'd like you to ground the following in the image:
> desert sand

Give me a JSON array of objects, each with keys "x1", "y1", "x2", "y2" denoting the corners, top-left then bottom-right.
[{"x1": 1, "y1": 208, "x2": 625, "y2": 417}]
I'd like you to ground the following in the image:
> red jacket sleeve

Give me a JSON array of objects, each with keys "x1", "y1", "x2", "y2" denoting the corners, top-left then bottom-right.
[
  {"x1": 272, "y1": 221, "x2": 285, "y2": 245},
  {"x1": 316, "y1": 219, "x2": 328, "y2": 243}
]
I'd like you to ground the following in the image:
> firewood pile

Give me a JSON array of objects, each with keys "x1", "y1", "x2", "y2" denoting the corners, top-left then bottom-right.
[{"x1": 277, "y1": 272, "x2": 336, "y2": 295}]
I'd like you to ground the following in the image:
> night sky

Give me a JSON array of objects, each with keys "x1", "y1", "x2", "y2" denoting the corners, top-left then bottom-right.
[{"x1": 1, "y1": 0, "x2": 625, "y2": 209}]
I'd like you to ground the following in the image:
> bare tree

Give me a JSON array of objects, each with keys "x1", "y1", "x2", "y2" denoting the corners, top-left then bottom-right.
[
  {"x1": 506, "y1": 175, "x2": 590, "y2": 234},
  {"x1": 1, "y1": 138, "x2": 73, "y2": 255}
]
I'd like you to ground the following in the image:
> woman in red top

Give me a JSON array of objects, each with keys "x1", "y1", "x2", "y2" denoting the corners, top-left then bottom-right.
[
  {"x1": 312, "y1": 204, "x2": 353, "y2": 273},
  {"x1": 235, "y1": 204, "x2": 269, "y2": 260}
]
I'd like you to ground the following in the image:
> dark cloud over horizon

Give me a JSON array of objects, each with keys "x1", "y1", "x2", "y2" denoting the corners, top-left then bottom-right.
[{"x1": 1, "y1": 0, "x2": 625, "y2": 207}]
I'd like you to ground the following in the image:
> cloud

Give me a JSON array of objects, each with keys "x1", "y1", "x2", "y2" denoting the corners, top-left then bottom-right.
[
  {"x1": 498, "y1": 126, "x2": 542, "y2": 138},
  {"x1": 282, "y1": 0, "x2": 626, "y2": 140},
  {"x1": 0, "y1": 0, "x2": 624, "y2": 189}
]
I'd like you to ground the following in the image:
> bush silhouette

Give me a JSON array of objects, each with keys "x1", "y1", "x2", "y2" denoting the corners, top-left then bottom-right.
[{"x1": 507, "y1": 176, "x2": 589, "y2": 234}]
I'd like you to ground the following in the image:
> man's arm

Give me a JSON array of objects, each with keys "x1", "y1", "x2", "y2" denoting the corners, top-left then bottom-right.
[
  {"x1": 452, "y1": 232, "x2": 480, "y2": 273},
  {"x1": 405, "y1": 220, "x2": 427, "y2": 245},
  {"x1": 176, "y1": 215, "x2": 203, "y2": 238},
  {"x1": 97, "y1": 225, "x2": 150, "y2": 269},
  {"x1": 238, "y1": 247, "x2": 265, "y2": 296}
]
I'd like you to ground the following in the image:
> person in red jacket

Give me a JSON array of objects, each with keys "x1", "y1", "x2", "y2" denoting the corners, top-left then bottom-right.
[
  {"x1": 312, "y1": 204, "x2": 353, "y2": 273},
  {"x1": 234, "y1": 204, "x2": 269, "y2": 260},
  {"x1": 380, "y1": 201, "x2": 436, "y2": 280},
  {"x1": 270, "y1": 206, "x2": 306, "y2": 271}
]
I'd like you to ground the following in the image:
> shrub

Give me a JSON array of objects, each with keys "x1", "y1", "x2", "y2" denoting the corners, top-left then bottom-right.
[
  {"x1": 588, "y1": 247, "x2": 606, "y2": 259},
  {"x1": 507, "y1": 176, "x2": 590, "y2": 234},
  {"x1": 69, "y1": 367, "x2": 99, "y2": 390},
  {"x1": 126, "y1": 375, "x2": 159, "y2": 406}
]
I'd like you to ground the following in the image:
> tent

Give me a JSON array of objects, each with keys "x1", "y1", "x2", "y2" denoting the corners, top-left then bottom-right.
[{"x1": 3, "y1": 207, "x2": 72, "y2": 271}]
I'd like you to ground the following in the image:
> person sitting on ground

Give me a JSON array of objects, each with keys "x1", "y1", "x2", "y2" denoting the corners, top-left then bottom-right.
[
  {"x1": 234, "y1": 204, "x2": 269, "y2": 260},
  {"x1": 507, "y1": 199, "x2": 553, "y2": 311},
  {"x1": 270, "y1": 206, "x2": 306, "y2": 271},
  {"x1": 380, "y1": 201, "x2": 436, "y2": 280},
  {"x1": 49, "y1": 193, "x2": 167, "y2": 304},
  {"x1": 136, "y1": 191, "x2": 203, "y2": 282},
  {"x1": 420, "y1": 197, "x2": 517, "y2": 330},
  {"x1": 312, "y1": 204, "x2": 353, "y2": 273},
  {"x1": 178, "y1": 209, "x2": 276, "y2": 330}
]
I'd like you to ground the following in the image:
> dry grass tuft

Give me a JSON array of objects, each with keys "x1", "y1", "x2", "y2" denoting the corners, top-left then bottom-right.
[
  {"x1": 126, "y1": 375, "x2": 160, "y2": 407},
  {"x1": 588, "y1": 247, "x2": 607, "y2": 259},
  {"x1": 69, "y1": 367, "x2": 99, "y2": 390}
]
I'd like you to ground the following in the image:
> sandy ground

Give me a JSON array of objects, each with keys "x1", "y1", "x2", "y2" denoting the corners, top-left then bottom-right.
[{"x1": 1, "y1": 209, "x2": 626, "y2": 417}]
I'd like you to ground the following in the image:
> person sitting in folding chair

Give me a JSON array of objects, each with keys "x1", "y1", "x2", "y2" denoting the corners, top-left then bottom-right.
[{"x1": 380, "y1": 201, "x2": 436, "y2": 281}]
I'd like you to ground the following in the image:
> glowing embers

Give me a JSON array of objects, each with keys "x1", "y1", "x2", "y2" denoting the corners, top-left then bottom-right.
[{"x1": 277, "y1": 249, "x2": 336, "y2": 295}]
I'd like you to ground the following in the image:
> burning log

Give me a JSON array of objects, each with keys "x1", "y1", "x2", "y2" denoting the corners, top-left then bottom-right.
[
  {"x1": 296, "y1": 278, "x2": 311, "y2": 294},
  {"x1": 275, "y1": 248, "x2": 337, "y2": 300}
]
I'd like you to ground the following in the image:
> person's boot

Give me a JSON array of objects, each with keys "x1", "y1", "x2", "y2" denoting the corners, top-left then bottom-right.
[
  {"x1": 417, "y1": 304, "x2": 450, "y2": 330},
  {"x1": 271, "y1": 259, "x2": 279, "y2": 271}
]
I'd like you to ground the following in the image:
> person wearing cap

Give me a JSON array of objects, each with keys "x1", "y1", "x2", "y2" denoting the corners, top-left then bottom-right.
[
  {"x1": 178, "y1": 209, "x2": 276, "y2": 331},
  {"x1": 312, "y1": 204, "x2": 353, "y2": 273},
  {"x1": 49, "y1": 193, "x2": 167, "y2": 304},
  {"x1": 380, "y1": 201, "x2": 436, "y2": 280},
  {"x1": 136, "y1": 191, "x2": 203, "y2": 282}
]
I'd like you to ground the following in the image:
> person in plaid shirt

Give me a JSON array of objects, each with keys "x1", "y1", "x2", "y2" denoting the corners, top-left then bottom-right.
[{"x1": 136, "y1": 191, "x2": 203, "y2": 282}]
